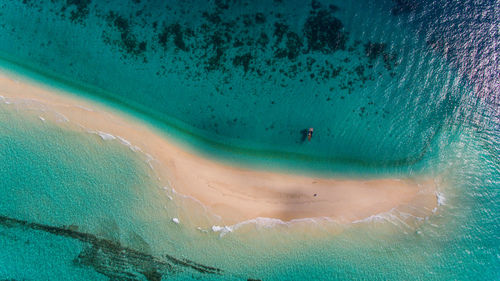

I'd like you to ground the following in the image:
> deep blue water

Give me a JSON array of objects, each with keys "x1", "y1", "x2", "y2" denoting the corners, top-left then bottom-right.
[{"x1": 0, "y1": 0, "x2": 498, "y2": 280}]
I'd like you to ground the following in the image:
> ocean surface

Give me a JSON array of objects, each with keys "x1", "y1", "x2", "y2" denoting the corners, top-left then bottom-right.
[{"x1": 0, "y1": 0, "x2": 498, "y2": 280}]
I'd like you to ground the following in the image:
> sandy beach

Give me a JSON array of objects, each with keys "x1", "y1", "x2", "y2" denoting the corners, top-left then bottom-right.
[{"x1": 0, "y1": 71, "x2": 438, "y2": 226}]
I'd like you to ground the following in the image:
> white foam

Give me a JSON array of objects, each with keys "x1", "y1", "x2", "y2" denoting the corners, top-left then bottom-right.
[
  {"x1": 143, "y1": 153, "x2": 159, "y2": 170},
  {"x1": 211, "y1": 225, "x2": 233, "y2": 236},
  {"x1": 116, "y1": 136, "x2": 141, "y2": 152},
  {"x1": 351, "y1": 207, "x2": 406, "y2": 224},
  {"x1": 86, "y1": 130, "x2": 145, "y2": 155},
  {"x1": 38, "y1": 116, "x2": 45, "y2": 122},
  {"x1": 195, "y1": 201, "x2": 428, "y2": 237},
  {"x1": 160, "y1": 186, "x2": 173, "y2": 200},
  {"x1": 0, "y1": 95, "x2": 12, "y2": 104},
  {"x1": 196, "y1": 227, "x2": 209, "y2": 233},
  {"x1": 96, "y1": 131, "x2": 116, "y2": 141},
  {"x1": 352, "y1": 214, "x2": 387, "y2": 224},
  {"x1": 210, "y1": 209, "x2": 436, "y2": 237},
  {"x1": 436, "y1": 192, "x2": 446, "y2": 206},
  {"x1": 210, "y1": 217, "x2": 328, "y2": 237},
  {"x1": 397, "y1": 211, "x2": 422, "y2": 221},
  {"x1": 172, "y1": 218, "x2": 180, "y2": 224},
  {"x1": 116, "y1": 136, "x2": 131, "y2": 146}
]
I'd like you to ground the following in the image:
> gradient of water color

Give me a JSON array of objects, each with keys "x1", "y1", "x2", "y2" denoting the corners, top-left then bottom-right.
[{"x1": 0, "y1": 0, "x2": 498, "y2": 280}]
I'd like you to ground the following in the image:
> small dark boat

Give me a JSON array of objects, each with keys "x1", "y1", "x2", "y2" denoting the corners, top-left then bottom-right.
[{"x1": 307, "y1": 128, "x2": 314, "y2": 141}]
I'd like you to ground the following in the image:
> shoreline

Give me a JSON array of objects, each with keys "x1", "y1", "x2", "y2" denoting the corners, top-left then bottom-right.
[{"x1": 0, "y1": 70, "x2": 438, "y2": 226}]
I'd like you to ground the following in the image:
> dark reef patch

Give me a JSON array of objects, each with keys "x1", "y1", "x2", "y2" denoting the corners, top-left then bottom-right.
[
  {"x1": 273, "y1": 22, "x2": 289, "y2": 46},
  {"x1": 311, "y1": 0, "x2": 322, "y2": 10},
  {"x1": 383, "y1": 52, "x2": 398, "y2": 70},
  {"x1": 104, "y1": 11, "x2": 146, "y2": 57},
  {"x1": 205, "y1": 31, "x2": 230, "y2": 71},
  {"x1": 255, "y1": 12, "x2": 266, "y2": 24},
  {"x1": 215, "y1": 0, "x2": 230, "y2": 10},
  {"x1": 65, "y1": 0, "x2": 92, "y2": 23},
  {"x1": 364, "y1": 42, "x2": 399, "y2": 70},
  {"x1": 0, "y1": 215, "x2": 226, "y2": 281},
  {"x1": 202, "y1": 11, "x2": 222, "y2": 25},
  {"x1": 21, "y1": 0, "x2": 93, "y2": 24},
  {"x1": 14, "y1": 0, "x2": 402, "y2": 136},
  {"x1": 257, "y1": 32, "x2": 269, "y2": 48},
  {"x1": 233, "y1": 53, "x2": 253, "y2": 72},
  {"x1": 274, "y1": 31, "x2": 303, "y2": 60},
  {"x1": 284, "y1": 32, "x2": 303, "y2": 60},
  {"x1": 303, "y1": 9, "x2": 347, "y2": 53},
  {"x1": 159, "y1": 23, "x2": 190, "y2": 51},
  {"x1": 355, "y1": 65, "x2": 365, "y2": 77}
]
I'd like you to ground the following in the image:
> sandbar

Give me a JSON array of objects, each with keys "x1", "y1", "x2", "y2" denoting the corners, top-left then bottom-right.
[{"x1": 0, "y1": 71, "x2": 437, "y2": 226}]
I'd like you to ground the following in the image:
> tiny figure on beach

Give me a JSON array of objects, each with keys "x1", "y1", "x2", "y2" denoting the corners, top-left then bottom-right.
[{"x1": 307, "y1": 128, "x2": 314, "y2": 141}]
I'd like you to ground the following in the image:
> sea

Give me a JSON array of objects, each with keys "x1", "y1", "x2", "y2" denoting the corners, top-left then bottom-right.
[{"x1": 0, "y1": 0, "x2": 498, "y2": 280}]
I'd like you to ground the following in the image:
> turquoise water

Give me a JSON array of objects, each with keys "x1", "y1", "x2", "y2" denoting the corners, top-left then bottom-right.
[
  {"x1": 0, "y1": 0, "x2": 472, "y2": 174},
  {"x1": 0, "y1": 0, "x2": 498, "y2": 280}
]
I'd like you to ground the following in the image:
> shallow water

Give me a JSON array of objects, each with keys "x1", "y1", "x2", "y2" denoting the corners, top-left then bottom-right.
[{"x1": 0, "y1": 0, "x2": 498, "y2": 280}]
